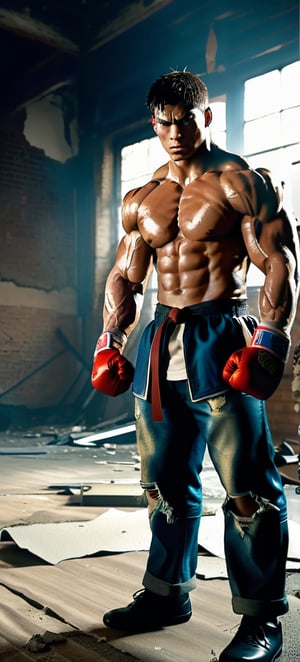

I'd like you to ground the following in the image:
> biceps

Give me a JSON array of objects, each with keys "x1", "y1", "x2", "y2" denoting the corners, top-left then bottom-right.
[
  {"x1": 117, "y1": 231, "x2": 153, "y2": 284},
  {"x1": 241, "y1": 217, "x2": 267, "y2": 272}
]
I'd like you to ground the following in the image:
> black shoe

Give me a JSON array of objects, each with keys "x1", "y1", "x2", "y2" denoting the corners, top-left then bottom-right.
[
  {"x1": 103, "y1": 588, "x2": 192, "y2": 631},
  {"x1": 219, "y1": 617, "x2": 282, "y2": 661}
]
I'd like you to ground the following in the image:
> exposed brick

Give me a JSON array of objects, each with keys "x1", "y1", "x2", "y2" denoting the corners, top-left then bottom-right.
[{"x1": 0, "y1": 110, "x2": 83, "y2": 411}]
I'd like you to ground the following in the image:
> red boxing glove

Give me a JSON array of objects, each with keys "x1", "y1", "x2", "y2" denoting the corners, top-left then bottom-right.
[
  {"x1": 222, "y1": 324, "x2": 290, "y2": 400},
  {"x1": 91, "y1": 332, "x2": 134, "y2": 397}
]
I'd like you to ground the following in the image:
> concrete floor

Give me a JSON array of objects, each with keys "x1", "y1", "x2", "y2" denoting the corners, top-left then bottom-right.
[{"x1": 0, "y1": 425, "x2": 298, "y2": 661}]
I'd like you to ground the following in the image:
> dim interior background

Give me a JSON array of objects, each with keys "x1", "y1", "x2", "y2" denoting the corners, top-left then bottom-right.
[{"x1": 0, "y1": 0, "x2": 299, "y2": 447}]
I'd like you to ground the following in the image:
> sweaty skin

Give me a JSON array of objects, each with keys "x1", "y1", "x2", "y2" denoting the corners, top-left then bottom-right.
[
  {"x1": 103, "y1": 102, "x2": 299, "y2": 341},
  {"x1": 98, "y1": 78, "x2": 298, "y2": 646}
]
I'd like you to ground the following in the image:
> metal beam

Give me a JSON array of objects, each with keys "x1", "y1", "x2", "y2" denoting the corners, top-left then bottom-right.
[{"x1": 0, "y1": 7, "x2": 78, "y2": 53}]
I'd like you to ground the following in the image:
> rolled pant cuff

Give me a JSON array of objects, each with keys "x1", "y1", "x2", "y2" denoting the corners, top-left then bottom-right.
[
  {"x1": 232, "y1": 595, "x2": 289, "y2": 618},
  {"x1": 143, "y1": 571, "x2": 197, "y2": 597}
]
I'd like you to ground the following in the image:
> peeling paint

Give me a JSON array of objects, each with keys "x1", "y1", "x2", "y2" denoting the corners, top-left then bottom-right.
[
  {"x1": 0, "y1": 281, "x2": 76, "y2": 314},
  {"x1": 24, "y1": 93, "x2": 78, "y2": 163}
]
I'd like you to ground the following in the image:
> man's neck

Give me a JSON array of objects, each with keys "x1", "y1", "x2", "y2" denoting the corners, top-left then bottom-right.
[{"x1": 168, "y1": 144, "x2": 212, "y2": 186}]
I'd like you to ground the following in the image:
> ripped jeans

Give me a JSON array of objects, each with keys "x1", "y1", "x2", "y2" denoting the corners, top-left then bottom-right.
[{"x1": 135, "y1": 382, "x2": 289, "y2": 618}]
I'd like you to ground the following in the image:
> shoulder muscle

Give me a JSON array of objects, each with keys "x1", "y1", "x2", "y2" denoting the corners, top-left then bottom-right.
[
  {"x1": 220, "y1": 168, "x2": 280, "y2": 221},
  {"x1": 122, "y1": 181, "x2": 161, "y2": 233}
]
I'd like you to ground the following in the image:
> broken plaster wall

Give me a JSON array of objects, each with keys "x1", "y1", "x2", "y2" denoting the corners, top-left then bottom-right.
[
  {"x1": 24, "y1": 91, "x2": 79, "y2": 164},
  {"x1": 0, "y1": 91, "x2": 84, "y2": 415}
]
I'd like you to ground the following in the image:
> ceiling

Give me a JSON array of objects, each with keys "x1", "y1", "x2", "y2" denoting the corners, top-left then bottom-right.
[
  {"x1": 0, "y1": 0, "x2": 172, "y2": 113},
  {"x1": 0, "y1": 0, "x2": 175, "y2": 54},
  {"x1": 0, "y1": 1, "x2": 298, "y2": 118}
]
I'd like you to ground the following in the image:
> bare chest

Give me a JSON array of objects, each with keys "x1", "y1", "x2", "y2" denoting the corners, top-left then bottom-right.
[{"x1": 123, "y1": 173, "x2": 241, "y2": 249}]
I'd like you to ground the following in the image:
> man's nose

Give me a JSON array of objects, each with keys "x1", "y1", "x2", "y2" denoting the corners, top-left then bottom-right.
[{"x1": 170, "y1": 123, "x2": 183, "y2": 139}]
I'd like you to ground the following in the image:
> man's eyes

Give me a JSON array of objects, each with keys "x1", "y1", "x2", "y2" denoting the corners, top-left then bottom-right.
[
  {"x1": 156, "y1": 118, "x2": 172, "y2": 126},
  {"x1": 156, "y1": 114, "x2": 194, "y2": 127},
  {"x1": 180, "y1": 114, "x2": 194, "y2": 126}
]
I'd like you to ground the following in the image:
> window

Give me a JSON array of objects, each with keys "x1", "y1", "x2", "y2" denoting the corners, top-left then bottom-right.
[
  {"x1": 121, "y1": 137, "x2": 166, "y2": 205},
  {"x1": 209, "y1": 97, "x2": 226, "y2": 149},
  {"x1": 244, "y1": 61, "x2": 300, "y2": 213},
  {"x1": 243, "y1": 60, "x2": 300, "y2": 285}
]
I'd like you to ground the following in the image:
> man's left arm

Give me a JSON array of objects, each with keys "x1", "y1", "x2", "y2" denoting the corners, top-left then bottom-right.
[{"x1": 222, "y1": 168, "x2": 300, "y2": 399}]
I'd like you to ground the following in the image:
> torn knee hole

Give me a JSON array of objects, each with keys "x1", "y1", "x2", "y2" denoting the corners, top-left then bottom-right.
[
  {"x1": 141, "y1": 482, "x2": 160, "y2": 503},
  {"x1": 226, "y1": 493, "x2": 279, "y2": 518},
  {"x1": 146, "y1": 488, "x2": 160, "y2": 501},
  {"x1": 141, "y1": 483, "x2": 160, "y2": 515},
  {"x1": 230, "y1": 495, "x2": 258, "y2": 517},
  {"x1": 141, "y1": 482, "x2": 175, "y2": 523}
]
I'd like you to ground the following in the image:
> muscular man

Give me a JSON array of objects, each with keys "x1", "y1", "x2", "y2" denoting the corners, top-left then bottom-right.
[{"x1": 92, "y1": 71, "x2": 299, "y2": 662}]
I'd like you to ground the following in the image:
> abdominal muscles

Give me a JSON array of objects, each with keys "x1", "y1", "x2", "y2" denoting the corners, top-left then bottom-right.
[{"x1": 155, "y1": 234, "x2": 247, "y2": 307}]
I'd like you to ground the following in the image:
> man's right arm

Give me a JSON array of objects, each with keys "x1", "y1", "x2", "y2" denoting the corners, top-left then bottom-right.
[{"x1": 91, "y1": 231, "x2": 153, "y2": 396}]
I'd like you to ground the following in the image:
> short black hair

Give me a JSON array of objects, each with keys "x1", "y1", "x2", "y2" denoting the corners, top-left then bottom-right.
[{"x1": 146, "y1": 70, "x2": 209, "y2": 114}]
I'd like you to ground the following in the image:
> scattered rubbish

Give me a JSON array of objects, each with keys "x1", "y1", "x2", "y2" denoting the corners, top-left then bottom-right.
[
  {"x1": 72, "y1": 422, "x2": 136, "y2": 447},
  {"x1": 25, "y1": 632, "x2": 66, "y2": 653}
]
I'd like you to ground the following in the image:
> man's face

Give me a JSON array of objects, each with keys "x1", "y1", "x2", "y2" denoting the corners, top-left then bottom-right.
[{"x1": 152, "y1": 102, "x2": 209, "y2": 162}]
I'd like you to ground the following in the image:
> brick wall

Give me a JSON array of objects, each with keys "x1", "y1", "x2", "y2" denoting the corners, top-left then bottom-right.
[
  {"x1": 267, "y1": 311, "x2": 300, "y2": 446},
  {"x1": 0, "y1": 112, "x2": 76, "y2": 289},
  {"x1": 0, "y1": 110, "x2": 84, "y2": 418}
]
